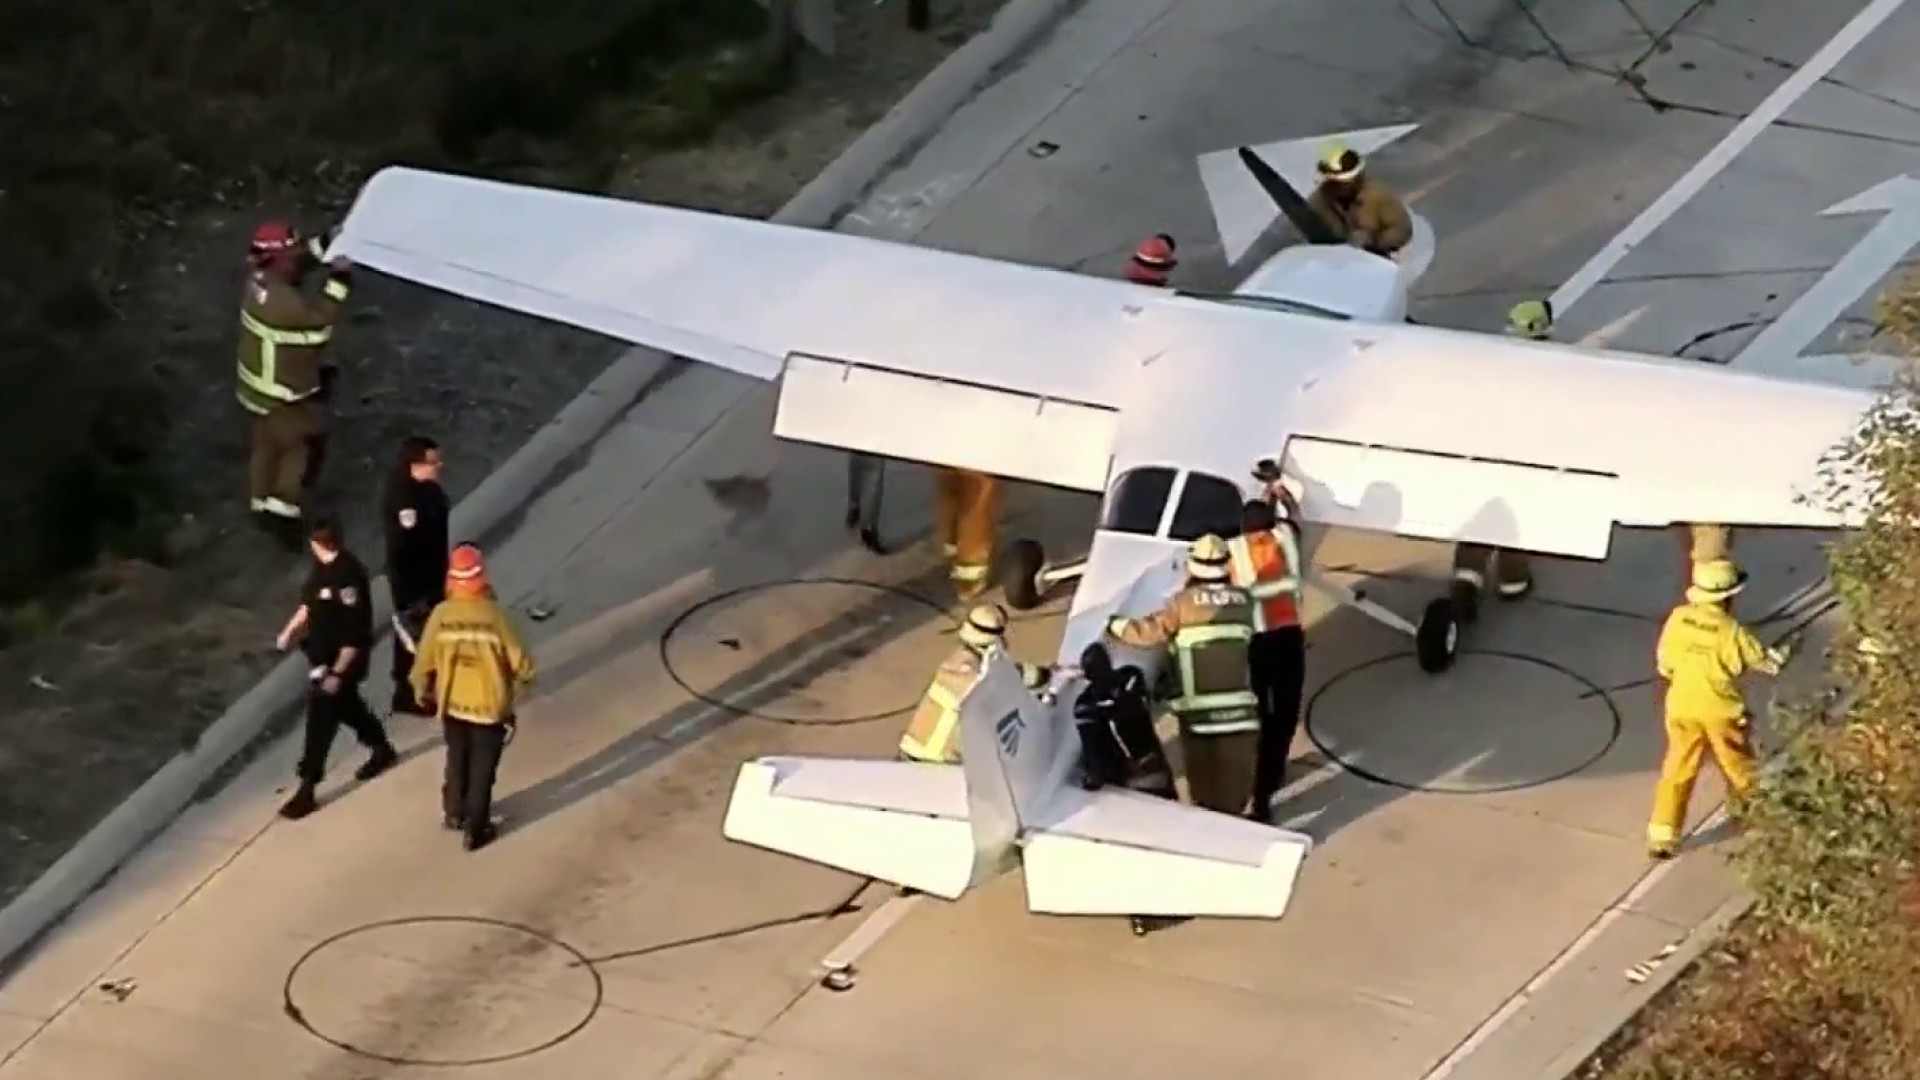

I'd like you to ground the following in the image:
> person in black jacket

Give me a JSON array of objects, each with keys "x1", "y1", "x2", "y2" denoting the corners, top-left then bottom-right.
[
  {"x1": 1072, "y1": 641, "x2": 1185, "y2": 938},
  {"x1": 382, "y1": 435, "x2": 451, "y2": 716},
  {"x1": 274, "y1": 517, "x2": 398, "y2": 819}
]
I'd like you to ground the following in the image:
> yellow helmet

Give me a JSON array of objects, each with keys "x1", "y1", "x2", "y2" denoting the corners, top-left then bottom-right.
[
  {"x1": 958, "y1": 603, "x2": 1009, "y2": 650},
  {"x1": 1686, "y1": 559, "x2": 1747, "y2": 604},
  {"x1": 1317, "y1": 142, "x2": 1364, "y2": 183},
  {"x1": 1187, "y1": 534, "x2": 1232, "y2": 582},
  {"x1": 1508, "y1": 299, "x2": 1553, "y2": 339}
]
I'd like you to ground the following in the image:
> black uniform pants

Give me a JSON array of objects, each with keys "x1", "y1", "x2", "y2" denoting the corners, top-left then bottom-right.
[
  {"x1": 298, "y1": 677, "x2": 392, "y2": 785},
  {"x1": 1249, "y1": 625, "x2": 1308, "y2": 811},
  {"x1": 442, "y1": 718, "x2": 508, "y2": 829}
]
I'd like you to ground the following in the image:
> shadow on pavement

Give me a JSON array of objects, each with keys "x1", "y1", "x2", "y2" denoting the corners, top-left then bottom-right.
[{"x1": 498, "y1": 560, "x2": 963, "y2": 833}]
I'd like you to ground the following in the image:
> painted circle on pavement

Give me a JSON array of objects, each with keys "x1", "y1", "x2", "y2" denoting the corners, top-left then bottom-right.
[
  {"x1": 1304, "y1": 650, "x2": 1621, "y2": 793},
  {"x1": 282, "y1": 916, "x2": 602, "y2": 1067},
  {"x1": 660, "y1": 578, "x2": 955, "y2": 726}
]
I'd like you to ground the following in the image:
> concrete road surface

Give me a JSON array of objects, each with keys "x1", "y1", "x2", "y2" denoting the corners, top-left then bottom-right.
[{"x1": 1, "y1": 0, "x2": 1907, "y2": 1077}]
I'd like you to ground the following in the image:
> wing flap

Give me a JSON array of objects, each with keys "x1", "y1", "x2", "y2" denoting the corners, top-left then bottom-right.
[
  {"x1": 1283, "y1": 435, "x2": 1620, "y2": 558},
  {"x1": 775, "y1": 354, "x2": 1117, "y2": 492},
  {"x1": 1021, "y1": 789, "x2": 1314, "y2": 918},
  {"x1": 723, "y1": 758, "x2": 975, "y2": 899}
]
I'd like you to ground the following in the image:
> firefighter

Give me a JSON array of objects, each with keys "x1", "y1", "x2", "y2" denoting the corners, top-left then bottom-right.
[
  {"x1": 1072, "y1": 640, "x2": 1183, "y2": 937},
  {"x1": 238, "y1": 220, "x2": 351, "y2": 543},
  {"x1": 410, "y1": 544, "x2": 536, "y2": 852},
  {"x1": 1227, "y1": 492, "x2": 1308, "y2": 824},
  {"x1": 273, "y1": 517, "x2": 398, "y2": 820},
  {"x1": 1104, "y1": 534, "x2": 1262, "y2": 815},
  {"x1": 1647, "y1": 559, "x2": 1788, "y2": 860},
  {"x1": 1682, "y1": 524, "x2": 1734, "y2": 601},
  {"x1": 1450, "y1": 300, "x2": 1552, "y2": 612},
  {"x1": 934, "y1": 468, "x2": 999, "y2": 600},
  {"x1": 1126, "y1": 233, "x2": 1178, "y2": 286},
  {"x1": 1306, "y1": 143, "x2": 1413, "y2": 258},
  {"x1": 383, "y1": 435, "x2": 451, "y2": 716},
  {"x1": 898, "y1": 603, "x2": 1049, "y2": 764}
]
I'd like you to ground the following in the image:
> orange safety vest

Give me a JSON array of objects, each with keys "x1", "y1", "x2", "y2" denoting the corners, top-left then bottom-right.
[{"x1": 1226, "y1": 528, "x2": 1303, "y2": 631}]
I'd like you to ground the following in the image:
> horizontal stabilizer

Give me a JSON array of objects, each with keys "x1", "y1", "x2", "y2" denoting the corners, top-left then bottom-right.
[
  {"x1": 722, "y1": 757, "x2": 976, "y2": 899},
  {"x1": 1022, "y1": 789, "x2": 1314, "y2": 918}
]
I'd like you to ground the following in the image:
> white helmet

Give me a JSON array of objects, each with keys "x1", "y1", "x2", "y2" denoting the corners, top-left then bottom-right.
[
  {"x1": 958, "y1": 603, "x2": 1009, "y2": 650},
  {"x1": 1187, "y1": 534, "x2": 1231, "y2": 582}
]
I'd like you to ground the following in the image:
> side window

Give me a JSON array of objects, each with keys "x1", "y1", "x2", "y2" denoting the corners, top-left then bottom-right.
[
  {"x1": 1167, "y1": 472, "x2": 1244, "y2": 542},
  {"x1": 1097, "y1": 467, "x2": 1176, "y2": 535}
]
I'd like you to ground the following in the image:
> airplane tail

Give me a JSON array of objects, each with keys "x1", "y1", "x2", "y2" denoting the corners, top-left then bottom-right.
[{"x1": 954, "y1": 649, "x2": 1078, "y2": 887}]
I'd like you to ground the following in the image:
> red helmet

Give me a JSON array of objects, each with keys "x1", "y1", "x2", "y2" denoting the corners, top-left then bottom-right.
[
  {"x1": 1132, "y1": 233, "x2": 1176, "y2": 270},
  {"x1": 250, "y1": 220, "x2": 301, "y2": 263}
]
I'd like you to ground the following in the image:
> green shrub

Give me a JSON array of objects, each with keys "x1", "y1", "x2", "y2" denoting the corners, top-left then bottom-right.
[{"x1": 1608, "y1": 274, "x2": 1920, "y2": 1078}]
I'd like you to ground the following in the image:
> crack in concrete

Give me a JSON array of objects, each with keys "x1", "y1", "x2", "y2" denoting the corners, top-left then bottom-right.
[
  {"x1": 1679, "y1": 27, "x2": 1920, "y2": 119},
  {"x1": 1402, "y1": 0, "x2": 1920, "y2": 152}
]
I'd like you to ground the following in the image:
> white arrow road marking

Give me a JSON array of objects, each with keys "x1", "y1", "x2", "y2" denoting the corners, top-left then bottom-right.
[
  {"x1": 1548, "y1": 0, "x2": 1915, "y2": 314},
  {"x1": 1731, "y1": 175, "x2": 1920, "y2": 389},
  {"x1": 1415, "y1": 2, "x2": 1912, "y2": 1078},
  {"x1": 1197, "y1": 123, "x2": 1420, "y2": 265}
]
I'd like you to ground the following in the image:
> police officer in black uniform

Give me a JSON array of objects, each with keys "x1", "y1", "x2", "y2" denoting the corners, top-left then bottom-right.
[
  {"x1": 1073, "y1": 641, "x2": 1185, "y2": 938},
  {"x1": 274, "y1": 516, "x2": 398, "y2": 820},
  {"x1": 382, "y1": 435, "x2": 450, "y2": 715}
]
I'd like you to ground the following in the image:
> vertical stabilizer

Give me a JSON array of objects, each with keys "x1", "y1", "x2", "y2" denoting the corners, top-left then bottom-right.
[{"x1": 955, "y1": 650, "x2": 1074, "y2": 886}]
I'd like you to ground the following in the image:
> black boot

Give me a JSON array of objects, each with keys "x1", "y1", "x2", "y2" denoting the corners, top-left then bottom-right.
[
  {"x1": 278, "y1": 782, "x2": 319, "y2": 820},
  {"x1": 464, "y1": 820, "x2": 498, "y2": 852},
  {"x1": 355, "y1": 745, "x2": 399, "y2": 782}
]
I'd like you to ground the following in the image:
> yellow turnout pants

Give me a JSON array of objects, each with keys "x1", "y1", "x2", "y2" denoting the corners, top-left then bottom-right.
[
  {"x1": 935, "y1": 468, "x2": 998, "y2": 593},
  {"x1": 1647, "y1": 712, "x2": 1756, "y2": 850}
]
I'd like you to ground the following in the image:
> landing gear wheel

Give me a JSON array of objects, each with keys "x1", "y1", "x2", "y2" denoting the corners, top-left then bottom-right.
[
  {"x1": 1415, "y1": 597, "x2": 1460, "y2": 674},
  {"x1": 997, "y1": 539, "x2": 1046, "y2": 611},
  {"x1": 1448, "y1": 578, "x2": 1481, "y2": 625}
]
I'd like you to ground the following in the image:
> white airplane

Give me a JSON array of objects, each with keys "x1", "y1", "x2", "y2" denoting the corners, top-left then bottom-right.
[{"x1": 328, "y1": 151, "x2": 1874, "y2": 922}]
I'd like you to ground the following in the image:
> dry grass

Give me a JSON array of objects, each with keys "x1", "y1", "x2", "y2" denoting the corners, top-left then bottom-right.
[{"x1": 0, "y1": 0, "x2": 787, "y2": 603}]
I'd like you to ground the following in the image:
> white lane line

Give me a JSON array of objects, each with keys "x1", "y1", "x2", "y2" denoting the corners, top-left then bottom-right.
[
  {"x1": 1548, "y1": 0, "x2": 1915, "y2": 314},
  {"x1": 1419, "y1": 0, "x2": 1910, "y2": 1071}
]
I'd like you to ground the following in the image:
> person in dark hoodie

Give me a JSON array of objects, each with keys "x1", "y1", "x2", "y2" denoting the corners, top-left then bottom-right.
[
  {"x1": 382, "y1": 435, "x2": 450, "y2": 716},
  {"x1": 1072, "y1": 640, "x2": 1185, "y2": 938}
]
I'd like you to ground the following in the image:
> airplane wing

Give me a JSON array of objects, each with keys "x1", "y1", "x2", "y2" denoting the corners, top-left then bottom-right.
[
  {"x1": 329, "y1": 167, "x2": 1158, "y2": 492},
  {"x1": 1284, "y1": 321, "x2": 1879, "y2": 557},
  {"x1": 1124, "y1": 299, "x2": 1879, "y2": 559}
]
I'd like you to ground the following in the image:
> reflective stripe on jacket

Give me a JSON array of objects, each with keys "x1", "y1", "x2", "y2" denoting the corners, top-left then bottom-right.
[
  {"x1": 236, "y1": 269, "x2": 350, "y2": 414},
  {"x1": 1227, "y1": 528, "x2": 1303, "y2": 631},
  {"x1": 899, "y1": 645, "x2": 1045, "y2": 763},
  {"x1": 1171, "y1": 621, "x2": 1259, "y2": 733}
]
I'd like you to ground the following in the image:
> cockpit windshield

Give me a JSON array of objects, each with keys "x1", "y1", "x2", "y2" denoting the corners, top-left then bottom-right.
[
  {"x1": 1098, "y1": 467, "x2": 1247, "y2": 540},
  {"x1": 1166, "y1": 471, "x2": 1244, "y2": 542},
  {"x1": 1097, "y1": 466, "x2": 1175, "y2": 535}
]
